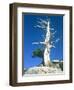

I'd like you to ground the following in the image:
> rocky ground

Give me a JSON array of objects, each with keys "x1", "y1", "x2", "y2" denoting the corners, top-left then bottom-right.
[{"x1": 24, "y1": 62, "x2": 63, "y2": 75}]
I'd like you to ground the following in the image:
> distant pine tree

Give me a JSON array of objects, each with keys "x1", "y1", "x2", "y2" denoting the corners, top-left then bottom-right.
[{"x1": 32, "y1": 48, "x2": 45, "y2": 66}]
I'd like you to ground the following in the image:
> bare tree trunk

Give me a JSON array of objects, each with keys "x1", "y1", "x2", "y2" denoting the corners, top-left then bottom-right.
[
  {"x1": 44, "y1": 47, "x2": 51, "y2": 66},
  {"x1": 43, "y1": 21, "x2": 51, "y2": 66}
]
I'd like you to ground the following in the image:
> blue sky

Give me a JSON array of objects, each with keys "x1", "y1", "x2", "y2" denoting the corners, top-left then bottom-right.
[{"x1": 23, "y1": 13, "x2": 63, "y2": 69}]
